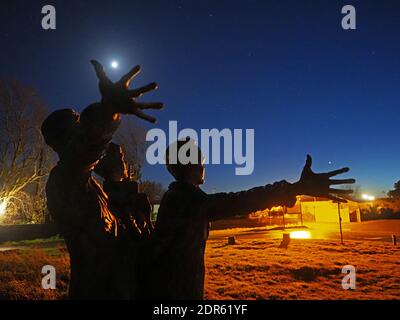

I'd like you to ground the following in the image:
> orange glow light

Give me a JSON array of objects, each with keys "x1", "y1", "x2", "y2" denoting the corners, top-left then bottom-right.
[{"x1": 289, "y1": 230, "x2": 311, "y2": 239}]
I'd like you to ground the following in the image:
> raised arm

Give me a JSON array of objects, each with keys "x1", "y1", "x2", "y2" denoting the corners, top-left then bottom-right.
[
  {"x1": 90, "y1": 60, "x2": 163, "y2": 123},
  {"x1": 200, "y1": 180, "x2": 298, "y2": 221},
  {"x1": 66, "y1": 60, "x2": 163, "y2": 171},
  {"x1": 199, "y1": 155, "x2": 355, "y2": 221}
]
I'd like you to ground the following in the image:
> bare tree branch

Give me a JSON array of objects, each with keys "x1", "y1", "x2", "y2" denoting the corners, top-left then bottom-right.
[{"x1": 0, "y1": 79, "x2": 55, "y2": 224}]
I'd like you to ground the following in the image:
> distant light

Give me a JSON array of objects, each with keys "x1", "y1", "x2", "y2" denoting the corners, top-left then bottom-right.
[
  {"x1": 111, "y1": 61, "x2": 119, "y2": 69},
  {"x1": 0, "y1": 199, "x2": 7, "y2": 217},
  {"x1": 290, "y1": 231, "x2": 311, "y2": 239},
  {"x1": 362, "y1": 194, "x2": 375, "y2": 201},
  {"x1": 270, "y1": 206, "x2": 283, "y2": 212}
]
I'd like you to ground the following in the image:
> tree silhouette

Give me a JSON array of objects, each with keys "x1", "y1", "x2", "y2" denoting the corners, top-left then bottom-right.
[
  {"x1": 388, "y1": 180, "x2": 400, "y2": 199},
  {"x1": 0, "y1": 79, "x2": 53, "y2": 223}
]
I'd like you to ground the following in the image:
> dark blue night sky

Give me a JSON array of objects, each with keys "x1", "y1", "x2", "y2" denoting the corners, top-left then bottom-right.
[{"x1": 1, "y1": 0, "x2": 399, "y2": 196}]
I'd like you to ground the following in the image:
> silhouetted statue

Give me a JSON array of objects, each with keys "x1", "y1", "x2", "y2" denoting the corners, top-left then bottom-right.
[
  {"x1": 144, "y1": 138, "x2": 355, "y2": 300},
  {"x1": 41, "y1": 60, "x2": 163, "y2": 299},
  {"x1": 94, "y1": 142, "x2": 153, "y2": 299}
]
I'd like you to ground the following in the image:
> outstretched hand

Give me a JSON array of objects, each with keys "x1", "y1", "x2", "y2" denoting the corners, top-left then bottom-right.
[
  {"x1": 90, "y1": 60, "x2": 163, "y2": 123},
  {"x1": 294, "y1": 155, "x2": 356, "y2": 202}
]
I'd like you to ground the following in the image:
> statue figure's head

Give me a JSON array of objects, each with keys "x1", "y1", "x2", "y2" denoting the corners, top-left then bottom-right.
[
  {"x1": 94, "y1": 142, "x2": 128, "y2": 182},
  {"x1": 41, "y1": 108, "x2": 80, "y2": 154},
  {"x1": 165, "y1": 137, "x2": 205, "y2": 186}
]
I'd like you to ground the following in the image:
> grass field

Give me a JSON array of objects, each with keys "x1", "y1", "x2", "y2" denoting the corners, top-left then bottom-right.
[
  {"x1": 0, "y1": 231, "x2": 399, "y2": 300},
  {"x1": 204, "y1": 238, "x2": 400, "y2": 299}
]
